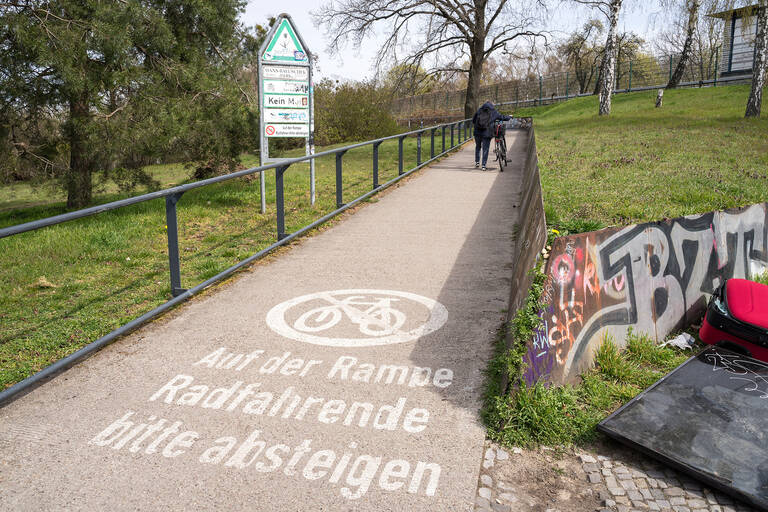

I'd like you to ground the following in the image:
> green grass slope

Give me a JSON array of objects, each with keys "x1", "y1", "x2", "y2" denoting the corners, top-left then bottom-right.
[{"x1": 511, "y1": 85, "x2": 768, "y2": 229}]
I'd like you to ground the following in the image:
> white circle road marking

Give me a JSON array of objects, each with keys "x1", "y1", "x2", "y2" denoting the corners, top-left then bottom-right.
[{"x1": 266, "y1": 289, "x2": 449, "y2": 347}]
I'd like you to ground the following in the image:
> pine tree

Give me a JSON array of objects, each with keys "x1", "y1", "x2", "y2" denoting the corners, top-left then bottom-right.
[{"x1": 0, "y1": 1, "x2": 257, "y2": 207}]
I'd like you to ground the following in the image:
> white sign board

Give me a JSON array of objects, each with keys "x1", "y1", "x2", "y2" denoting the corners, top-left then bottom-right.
[
  {"x1": 264, "y1": 123, "x2": 310, "y2": 137},
  {"x1": 264, "y1": 108, "x2": 309, "y2": 124},
  {"x1": 263, "y1": 79, "x2": 309, "y2": 95},
  {"x1": 263, "y1": 65, "x2": 309, "y2": 81},
  {"x1": 261, "y1": 18, "x2": 309, "y2": 64},
  {"x1": 258, "y1": 13, "x2": 316, "y2": 206},
  {"x1": 264, "y1": 94, "x2": 309, "y2": 109}
]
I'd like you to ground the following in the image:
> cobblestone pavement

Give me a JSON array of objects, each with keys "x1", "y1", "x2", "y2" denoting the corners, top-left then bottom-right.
[{"x1": 475, "y1": 441, "x2": 759, "y2": 512}]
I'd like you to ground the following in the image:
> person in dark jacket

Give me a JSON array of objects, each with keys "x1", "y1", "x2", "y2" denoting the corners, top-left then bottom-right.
[{"x1": 472, "y1": 101, "x2": 511, "y2": 170}]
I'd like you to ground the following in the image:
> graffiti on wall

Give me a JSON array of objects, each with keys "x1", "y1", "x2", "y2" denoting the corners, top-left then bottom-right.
[{"x1": 523, "y1": 203, "x2": 768, "y2": 385}]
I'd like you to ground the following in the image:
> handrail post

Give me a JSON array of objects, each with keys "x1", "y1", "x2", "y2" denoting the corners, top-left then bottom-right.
[
  {"x1": 451, "y1": 123, "x2": 455, "y2": 147},
  {"x1": 417, "y1": 131, "x2": 422, "y2": 165},
  {"x1": 441, "y1": 125, "x2": 446, "y2": 153},
  {"x1": 275, "y1": 165, "x2": 290, "y2": 241},
  {"x1": 565, "y1": 71, "x2": 569, "y2": 99},
  {"x1": 259, "y1": 169, "x2": 266, "y2": 214},
  {"x1": 669, "y1": 54, "x2": 673, "y2": 81},
  {"x1": 398, "y1": 136, "x2": 406, "y2": 175},
  {"x1": 628, "y1": 60, "x2": 633, "y2": 92},
  {"x1": 539, "y1": 75, "x2": 543, "y2": 106},
  {"x1": 335, "y1": 150, "x2": 347, "y2": 208},
  {"x1": 165, "y1": 192, "x2": 186, "y2": 297},
  {"x1": 372, "y1": 141, "x2": 383, "y2": 189},
  {"x1": 430, "y1": 128, "x2": 436, "y2": 159}
]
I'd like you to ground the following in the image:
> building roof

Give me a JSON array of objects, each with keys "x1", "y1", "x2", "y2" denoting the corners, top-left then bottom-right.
[{"x1": 708, "y1": 4, "x2": 759, "y2": 19}]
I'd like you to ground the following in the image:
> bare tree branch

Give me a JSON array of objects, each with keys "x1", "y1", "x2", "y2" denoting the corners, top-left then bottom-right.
[{"x1": 313, "y1": 0, "x2": 548, "y2": 116}]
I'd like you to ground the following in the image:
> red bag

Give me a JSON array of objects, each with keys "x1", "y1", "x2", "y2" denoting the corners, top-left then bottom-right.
[{"x1": 700, "y1": 278, "x2": 768, "y2": 362}]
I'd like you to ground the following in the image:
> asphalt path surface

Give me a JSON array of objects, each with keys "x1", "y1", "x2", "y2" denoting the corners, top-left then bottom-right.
[{"x1": 0, "y1": 134, "x2": 527, "y2": 511}]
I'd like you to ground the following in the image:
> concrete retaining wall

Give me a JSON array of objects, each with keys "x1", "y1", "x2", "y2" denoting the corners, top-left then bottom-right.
[
  {"x1": 522, "y1": 203, "x2": 768, "y2": 385},
  {"x1": 501, "y1": 123, "x2": 548, "y2": 391}
]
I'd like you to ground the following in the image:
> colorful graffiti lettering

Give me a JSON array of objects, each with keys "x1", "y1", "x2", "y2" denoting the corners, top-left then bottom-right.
[{"x1": 524, "y1": 203, "x2": 768, "y2": 385}]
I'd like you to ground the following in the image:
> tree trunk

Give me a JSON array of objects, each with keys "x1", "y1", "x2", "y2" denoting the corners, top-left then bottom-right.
[
  {"x1": 593, "y1": 56, "x2": 603, "y2": 96},
  {"x1": 464, "y1": 2, "x2": 486, "y2": 119},
  {"x1": 464, "y1": 34, "x2": 486, "y2": 119},
  {"x1": 599, "y1": 0, "x2": 622, "y2": 116},
  {"x1": 576, "y1": 67, "x2": 587, "y2": 94},
  {"x1": 66, "y1": 93, "x2": 93, "y2": 208},
  {"x1": 667, "y1": 0, "x2": 700, "y2": 89},
  {"x1": 746, "y1": 2, "x2": 768, "y2": 118}
]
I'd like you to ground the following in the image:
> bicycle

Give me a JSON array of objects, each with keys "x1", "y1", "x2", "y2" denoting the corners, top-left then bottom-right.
[
  {"x1": 493, "y1": 120, "x2": 507, "y2": 172},
  {"x1": 293, "y1": 294, "x2": 406, "y2": 336}
]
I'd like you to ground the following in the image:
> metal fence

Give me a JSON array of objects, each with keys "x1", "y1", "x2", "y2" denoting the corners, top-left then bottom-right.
[
  {"x1": 0, "y1": 118, "x2": 475, "y2": 407},
  {"x1": 392, "y1": 48, "x2": 755, "y2": 117}
]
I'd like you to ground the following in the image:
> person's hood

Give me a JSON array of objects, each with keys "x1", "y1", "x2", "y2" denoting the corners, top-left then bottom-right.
[{"x1": 481, "y1": 101, "x2": 494, "y2": 110}]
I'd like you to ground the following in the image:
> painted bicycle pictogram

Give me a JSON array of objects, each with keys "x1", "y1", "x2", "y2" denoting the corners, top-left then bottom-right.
[
  {"x1": 294, "y1": 294, "x2": 406, "y2": 336},
  {"x1": 266, "y1": 289, "x2": 449, "y2": 347}
]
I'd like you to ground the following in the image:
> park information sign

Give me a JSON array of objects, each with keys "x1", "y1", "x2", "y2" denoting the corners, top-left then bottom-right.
[{"x1": 258, "y1": 14, "x2": 315, "y2": 207}]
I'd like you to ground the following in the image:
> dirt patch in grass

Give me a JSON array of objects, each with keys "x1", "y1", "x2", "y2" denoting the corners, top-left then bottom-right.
[{"x1": 479, "y1": 442, "x2": 603, "y2": 512}]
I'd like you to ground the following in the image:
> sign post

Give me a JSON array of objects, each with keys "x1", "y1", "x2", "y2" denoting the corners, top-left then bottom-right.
[{"x1": 258, "y1": 14, "x2": 315, "y2": 213}]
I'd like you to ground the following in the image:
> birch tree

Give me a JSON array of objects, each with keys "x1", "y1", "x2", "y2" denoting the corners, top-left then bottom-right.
[
  {"x1": 573, "y1": 0, "x2": 624, "y2": 115},
  {"x1": 666, "y1": 0, "x2": 701, "y2": 88},
  {"x1": 746, "y1": 0, "x2": 768, "y2": 117},
  {"x1": 314, "y1": 0, "x2": 548, "y2": 118},
  {"x1": 654, "y1": 1, "x2": 724, "y2": 82}
]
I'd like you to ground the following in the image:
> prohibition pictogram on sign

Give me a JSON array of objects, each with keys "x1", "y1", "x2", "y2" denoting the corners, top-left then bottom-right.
[{"x1": 265, "y1": 125, "x2": 276, "y2": 136}]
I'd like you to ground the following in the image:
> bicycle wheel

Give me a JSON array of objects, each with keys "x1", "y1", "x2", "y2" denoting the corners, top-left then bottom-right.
[
  {"x1": 359, "y1": 307, "x2": 406, "y2": 336},
  {"x1": 496, "y1": 140, "x2": 505, "y2": 172},
  {"x1": 294, "y1": 306, "x2": 342, "y2": 332}
]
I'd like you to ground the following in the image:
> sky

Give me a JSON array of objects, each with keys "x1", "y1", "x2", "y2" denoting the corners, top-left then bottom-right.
[{"x1": 242, "y1": 1, "x2": 675, "y2": 82}]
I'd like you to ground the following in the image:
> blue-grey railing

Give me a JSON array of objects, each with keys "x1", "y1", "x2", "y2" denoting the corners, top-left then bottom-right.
[{"x1": 0, "y1": 118, "x2": 474, "y2": 407}]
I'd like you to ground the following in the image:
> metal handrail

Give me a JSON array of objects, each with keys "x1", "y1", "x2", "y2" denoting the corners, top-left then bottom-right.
[
  {"x1": 0, "y1": 117, "x2": 474, "y2": 407},
  {"x1": 1, "y1": 120, "x2": 469, "y2": 239},
  {"x1": 398, "y1": 73, "x2": 754, "y2": 117},
  {"x1": 497, "y1": 73, "x2": 754, "y2": 108}
]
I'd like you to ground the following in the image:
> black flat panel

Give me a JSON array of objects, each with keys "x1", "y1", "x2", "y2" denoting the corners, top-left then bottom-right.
[{"x1": 598, "y1": 346, "x2": 768, "y2": 511}]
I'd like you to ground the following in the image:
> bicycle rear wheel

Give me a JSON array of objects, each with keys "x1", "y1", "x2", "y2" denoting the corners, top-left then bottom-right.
[
  {"x1": 499, "y1": 138, "x2": 507, "y2": 172},
  {"x1": 496, "y1": 139, "x2": 505, "y2": 172}
]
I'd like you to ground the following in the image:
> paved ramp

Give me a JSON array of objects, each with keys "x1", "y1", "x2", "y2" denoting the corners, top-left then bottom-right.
[{"x1": 0, "y1": 135, "x2": 526, "y2": 511}]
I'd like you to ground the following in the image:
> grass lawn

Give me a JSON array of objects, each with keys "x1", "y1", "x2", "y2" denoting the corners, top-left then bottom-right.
[
  {"x1": 484, "y1": 330, "x2": 694, "y2": 448},
  {"x1": 508, "y1": 85, "x2": 768, "y2": 230},
  {"x1": 0, "y1": 134, "x2": 462, "y2": 390},
  {"x1": 0, "y1": 161, "x2": 193, "y2": 213}
]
